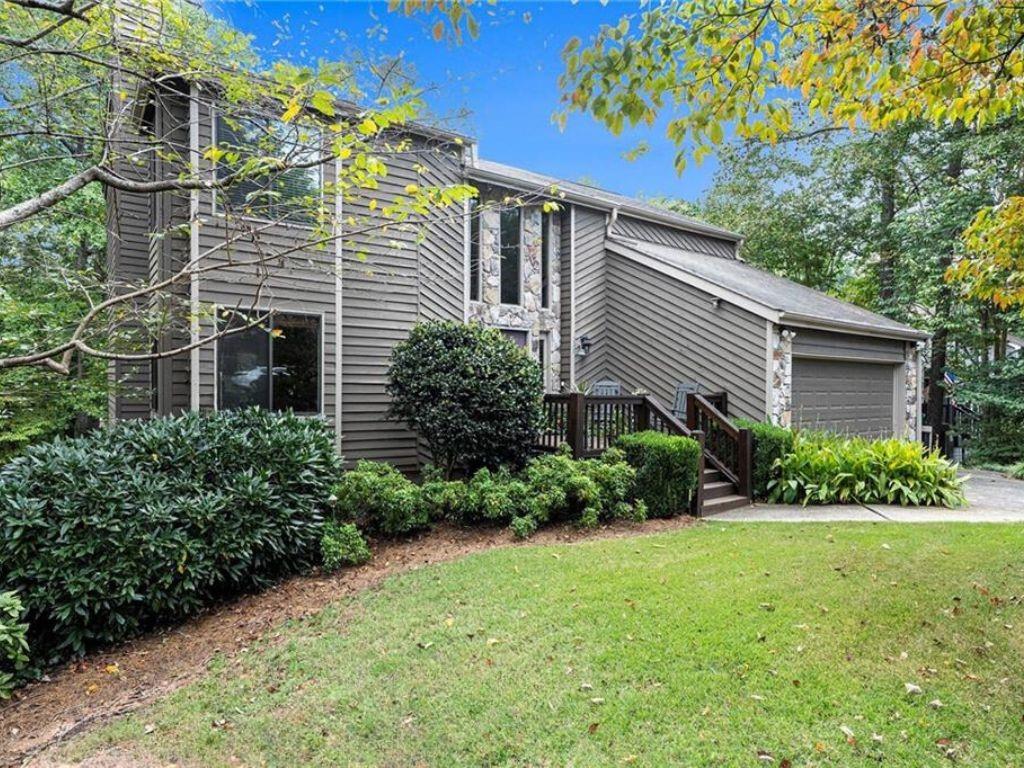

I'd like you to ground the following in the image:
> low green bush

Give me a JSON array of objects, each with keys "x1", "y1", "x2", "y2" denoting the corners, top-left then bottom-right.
[
  {"x1": 0, "y1": 409, "x2": 340, "y2": 676},
  {"x1": 331, "y1": 461, "x2": 429, "y2": 537},
  {"x1": 321, "y1": 523, "x2": 372, "y2": 571},
  {"x1": 1009, "y1": 461, "x2": 1024, "y2": 481},
  {"x1": 0, "y1": 591, "x2": 29, "y2": 699},
  {"x1": 615, "y1": 431, "x2": 701, "y2": 517},
  {"x1": 460, "y1": 467, "x2": 532, "y2": 525},
  {"x1": 769, "y1": 433, "x2": 966, "y2": 506},
  {"x1": 419, "y1": 469, "x2": 470, "y2": 522},
  {"x1": 735, "y1": 419, "x2": 796, "y2": 500}
]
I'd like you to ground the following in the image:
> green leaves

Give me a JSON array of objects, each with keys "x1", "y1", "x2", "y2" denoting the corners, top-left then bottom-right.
[
  {"x1": 0, "y1": 409, "x2": 341, "y2": 681},
  {"x1": 768, "y1": 433, "x2": 965, "y2": 507}
]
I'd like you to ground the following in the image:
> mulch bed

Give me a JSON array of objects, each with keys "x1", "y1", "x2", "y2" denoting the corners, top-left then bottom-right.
[{"x1": 1, "y1": 516, "x2": 698, "y2": 767}]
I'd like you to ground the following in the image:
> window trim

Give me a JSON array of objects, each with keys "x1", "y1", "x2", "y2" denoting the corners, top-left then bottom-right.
[
  {"x1": 499, "y1": 205, "x2": 523, "y2": 307},
  {"x1": 212, "y1": 305, "x2": 325, "y2": 417},
  {"x1": 209, "y1": 106, "x2": 326, "y2": 232}
]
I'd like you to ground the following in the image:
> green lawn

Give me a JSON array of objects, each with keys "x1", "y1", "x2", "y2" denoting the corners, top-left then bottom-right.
[{"x1": 71, "y1": 524, "x2": 1024, "y2": 767}]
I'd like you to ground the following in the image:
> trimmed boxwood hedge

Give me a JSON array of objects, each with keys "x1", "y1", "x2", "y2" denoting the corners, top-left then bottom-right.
[
  {"x1": 0, "y1": 409, "x2": 341, "y2": 674},
  {"x1": 734, "y1": 419, "x2": 796, "y2": 501},
  {"x1": 615, "y1": 431, "x2": 701, "y2": 517}
]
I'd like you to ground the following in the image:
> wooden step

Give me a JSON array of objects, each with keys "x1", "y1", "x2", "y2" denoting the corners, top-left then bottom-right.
[
  {"x1": 703, "y1": 480, "x2": 736, "y2": 500},
  {"x1": 702, "y1": 468, "x2": 723, "y2": 484},
  {"x1": 702, "y1": 494, "x2": 751, "y2": 515}
]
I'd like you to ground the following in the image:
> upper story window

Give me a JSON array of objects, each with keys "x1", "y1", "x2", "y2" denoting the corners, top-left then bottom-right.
[
  {"x1": 469, "y1": 198, "x2": 481, "y2": 302},
  {"x1": 217, "y1": 311, "x2": 321, "y2": 415},
  {"x1": 214, "y1": 113, "x2": 323, "y2": 225},
  {"x1": 499, "y1": 206, "x2": 521, "y2": 305},
  {"x1": 541, "y1": 211, "x2": 552, "y2": 309}
]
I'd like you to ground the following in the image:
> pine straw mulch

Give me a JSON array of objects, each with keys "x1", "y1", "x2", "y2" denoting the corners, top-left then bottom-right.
[{"x1": 1, "y1": 515, "x2": 700, "y2": 767}]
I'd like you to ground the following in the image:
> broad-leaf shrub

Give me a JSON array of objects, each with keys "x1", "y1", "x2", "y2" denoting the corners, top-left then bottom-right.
[
  {"x1": 331, "y1": 461, "x2": 429, "y2": 536},
  {"x1": 0, "y1": 409, "x2": 339, "y2": 672},
  {"x1": 0, "y1": 591, "x2": 29, "y2": 697},
  {"x1": 321, "y1": 522, "x2": 372, "y2": 571},
  {"x1": 735, "y1": 419, "x2": 796, "y2": 500},
  {"x1": 1011, "y1": 461, "x2": 1024, "y2": 481},
  {"x1": 616, "y1": 431, "x2": 701, "y2": 517},
  {"x1": 386, "y1": 321, "x2": 544, "y2": 475},
  {"x1": 769, "y1": 434, "x2": 966, "y2": 506}
]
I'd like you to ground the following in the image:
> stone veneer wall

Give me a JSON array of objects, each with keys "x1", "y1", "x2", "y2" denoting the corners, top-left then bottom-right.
[
  {"x1": 904, "y1": 342, "x2": 922, "y2": 439},
  {"x1": 769, "y1": 326, "x2": 795, "y2": 427},
  {"x1": 468, "y1": 205, "x2": 561, "y2": 390}
]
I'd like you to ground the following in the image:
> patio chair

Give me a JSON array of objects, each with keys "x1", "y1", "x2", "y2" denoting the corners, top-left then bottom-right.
[
  {"x1": 671, "y1": 381, "x2": 703, "y2": 418},
  {"x1": 591, "y1": 379, "x2": 622, "y2": 396}
]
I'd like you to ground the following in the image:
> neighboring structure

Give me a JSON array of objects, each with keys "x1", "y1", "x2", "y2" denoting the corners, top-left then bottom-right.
[{"x1": 108, "y1": 89, "x2": 927, "y2": 472}]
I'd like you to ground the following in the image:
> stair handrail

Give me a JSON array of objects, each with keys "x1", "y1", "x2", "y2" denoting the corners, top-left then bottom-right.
[{"x1": 685, "y1": 393, "x2": 753, "y2": 500}]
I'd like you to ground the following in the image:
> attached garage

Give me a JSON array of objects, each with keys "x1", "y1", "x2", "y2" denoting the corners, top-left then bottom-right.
[
  {"x1": 601, "y1": 238, "x2": 928, "y2": 439},
  {"x1": 790, "y1": 328, "x2": 907, "y2": 437}
]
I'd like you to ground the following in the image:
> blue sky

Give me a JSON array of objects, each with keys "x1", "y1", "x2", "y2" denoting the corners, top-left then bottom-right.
[{"x1": 209, "y1": 0, "x2": 718, "y2": 201}]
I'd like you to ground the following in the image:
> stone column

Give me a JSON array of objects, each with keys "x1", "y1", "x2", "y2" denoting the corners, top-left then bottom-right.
[
  {"x1": 903, "y1": 342, "x2": 923, "y2": 439},
  {"x1": 770, "y1": 327, "x2": 795, "y2": 427}
]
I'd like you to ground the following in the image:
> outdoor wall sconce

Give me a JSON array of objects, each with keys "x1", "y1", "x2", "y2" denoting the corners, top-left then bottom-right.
[{"x1": 578, "y1": 335, "x2": 592, "y2": 357}]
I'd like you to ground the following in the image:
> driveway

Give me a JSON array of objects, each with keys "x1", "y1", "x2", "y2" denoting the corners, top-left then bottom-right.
[{"x1": 708, "y1": 470, "x2": 1024, "y2": 522}]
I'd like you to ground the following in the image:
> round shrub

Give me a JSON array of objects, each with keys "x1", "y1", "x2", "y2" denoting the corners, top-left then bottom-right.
[
  {"x1": 0, "y1": 591, "x2": 29, "y2": 697},
  {"x1": 321, "y1": 522, "x2": 372, "y2": 571},
  {"x1": 331, "y1": 460, "x2": 429, "y2": 537},
  {"x1": 386, "y1": 321, "x2": 544, "y2": 475},
  {"x1": 0, "y1": 409, "x2": 340, "y2": 673}
]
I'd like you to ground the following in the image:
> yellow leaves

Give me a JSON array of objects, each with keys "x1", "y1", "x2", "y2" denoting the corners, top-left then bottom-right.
[
  {"x1": 955, "y1": 196, "x2": 1024, "y2": 309},
  {"x1": 280, "y1": 101, "x2": 301, "y2": 124},
  {"x1": 357, "y1": 118, "x2": 378, "y2": 136}
]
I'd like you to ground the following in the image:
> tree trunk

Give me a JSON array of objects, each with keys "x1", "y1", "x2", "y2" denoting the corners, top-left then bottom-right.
[
  {"x1": 925, "y1": 139, "x2": 965, "y2": 455},
  {"x1": 877, "y1": 166, "x2": 898, "y2": 308}
]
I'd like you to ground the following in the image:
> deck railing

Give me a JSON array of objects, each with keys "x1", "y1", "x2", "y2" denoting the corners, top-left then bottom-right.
[
  {"x1": 685, "y1": 393, "x2": 752, "y2": 499},
  {"x1": 537, "y1": 392, "x2": 706, "y2": 514}
]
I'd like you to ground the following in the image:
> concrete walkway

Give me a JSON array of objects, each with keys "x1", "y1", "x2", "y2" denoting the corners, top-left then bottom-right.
[{"x1": 707, "y1": 469, "x2": 1024, "y2": 523}]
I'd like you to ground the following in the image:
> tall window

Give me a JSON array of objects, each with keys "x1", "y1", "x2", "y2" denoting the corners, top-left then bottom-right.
[
  {"x1": 218, "y1": 311, "x2": 321, "y2": 414},
  {"x1": 541, "y1": 211, "x2": 551, "y2": 309},
  {"x1": 215, "y1": 113, "x2": 323, "y2": 225},
  {"x1": 536, "y1": 333, "x2": 548, "y2": 389},
  {"x1": 469, "y1": 198, "x2": 481, "y2": 301},
  {"x1": 500, "y1": 207, "x2": 521, "y2": 305}
]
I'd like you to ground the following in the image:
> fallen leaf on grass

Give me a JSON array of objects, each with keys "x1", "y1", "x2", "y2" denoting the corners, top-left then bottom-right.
[
  {"x1": 839, "y1": 724, "x2": 856, "y2": 745},
  {"x1": 588, "y1": 722, "x2": 600, "y2": 734},
  {"x1": 905, "y1": 682, "x2": 923, "y2": 695}
]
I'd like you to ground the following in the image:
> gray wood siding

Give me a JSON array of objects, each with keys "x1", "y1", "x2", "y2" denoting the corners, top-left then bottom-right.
[
  {"x1": 106, "y1": 89, "x2": 155, "y2": 422},
  {"x1": 193, "y1": 101, "x2": 339, "y2": 462},
  {"x1": 573, "y1": 206, "x2": 610, "y2": 385},
  {"x1": 612, "y1": 215, "x2": 737, "y2": 259},
  {"x1": 603, "y1": 251, "x2": 769, "y2": 420},
  {"x1": 559, "y1": 208, "x2": 573, "y2": 386},
  {"x1": 790, "y1": 328, "x2": 906, "y2": 363}
]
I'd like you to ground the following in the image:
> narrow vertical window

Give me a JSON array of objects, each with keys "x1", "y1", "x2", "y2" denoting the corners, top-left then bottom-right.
[
  {"x1": 500, "y1": 206, "x2": 521, "y2": 305},
  {"x1": 537, "y1": 335, "x2": 548, "y2": 389},
  {"x1": 541, "y1": 211, "x2": 551, "y2": 309},
  {"x1": 469, "y1": 199, "x2": 480, "y2": 301}
]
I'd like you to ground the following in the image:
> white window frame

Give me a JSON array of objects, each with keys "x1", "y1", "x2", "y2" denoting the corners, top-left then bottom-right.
[{"x1": 212, "y1": 305, "x2": 326, "y2": 418}]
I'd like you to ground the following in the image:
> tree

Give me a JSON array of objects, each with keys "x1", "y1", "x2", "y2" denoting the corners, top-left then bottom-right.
[
  {"x1": 551, "y1": 1, "x2": 1024, "y2": 307},
  {"x1": 0, "y1": 0, "x2": 475, "y2": 379}
]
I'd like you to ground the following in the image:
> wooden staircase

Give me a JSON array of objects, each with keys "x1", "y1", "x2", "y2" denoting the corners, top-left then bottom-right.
[
  {"x1": 701, "y1": 466, "x2": 750, "y2": 514},
  {"x1": 537, "y1": 390, "x2": 755, "y2": 517}
]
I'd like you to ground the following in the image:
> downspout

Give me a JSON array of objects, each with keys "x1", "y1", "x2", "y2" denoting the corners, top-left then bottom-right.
[
  {"x1": 605, "y1": 205, "x2": 619, "y2": 239},
  {"x1": 188, "y1": 83, "x2": 200, "y2": 411}
]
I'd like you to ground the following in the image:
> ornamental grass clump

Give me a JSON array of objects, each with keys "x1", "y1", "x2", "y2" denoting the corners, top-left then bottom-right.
[
  {"x1": 769, "y1": 433, "x2": 965, "y2": 507},
  {"x1": 0, "y1": 409, "x2": 340, "y2": 676}
]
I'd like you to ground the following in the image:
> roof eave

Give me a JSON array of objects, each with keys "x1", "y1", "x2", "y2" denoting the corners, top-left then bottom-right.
[
  {"x1": 466, "y1": 165, "x2": 743, "y2": 244},
  {"x1": 778, "y1": 311, "x2": 931, "y2": 342}
]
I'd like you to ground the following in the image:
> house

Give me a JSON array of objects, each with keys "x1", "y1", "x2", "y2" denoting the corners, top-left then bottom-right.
[{"x1": 107, "y1": 83, "x2": 927, "y2": 476}]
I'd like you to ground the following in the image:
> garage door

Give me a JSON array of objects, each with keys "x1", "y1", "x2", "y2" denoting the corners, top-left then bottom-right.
[{"x1": 792, "y1": 358, "x2": 896, "y2": 437}]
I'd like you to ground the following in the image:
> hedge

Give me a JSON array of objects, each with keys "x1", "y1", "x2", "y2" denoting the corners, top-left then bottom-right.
[
  {"x1": 615, "y1": 431, "x2": 701, "y2": 517},
  {"x1": 0, "y1": 409, "x2": 340, "y2": 675},
  {"x1": 770, "y1": 433, "x2": 966, "y2": 506},
  {"x1": 734, "y1": 419, "x2": 796, "y2": 500}
]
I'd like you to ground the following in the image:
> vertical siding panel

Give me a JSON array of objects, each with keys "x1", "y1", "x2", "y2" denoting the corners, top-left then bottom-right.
[{"x1": 573, "y1": 206, "x2": 609, "y2": 385}]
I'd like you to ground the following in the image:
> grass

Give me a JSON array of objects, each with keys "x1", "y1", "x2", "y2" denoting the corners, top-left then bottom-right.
[{"x1": 70, "y1": 524, "x2": 1024, "y2": 767}]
